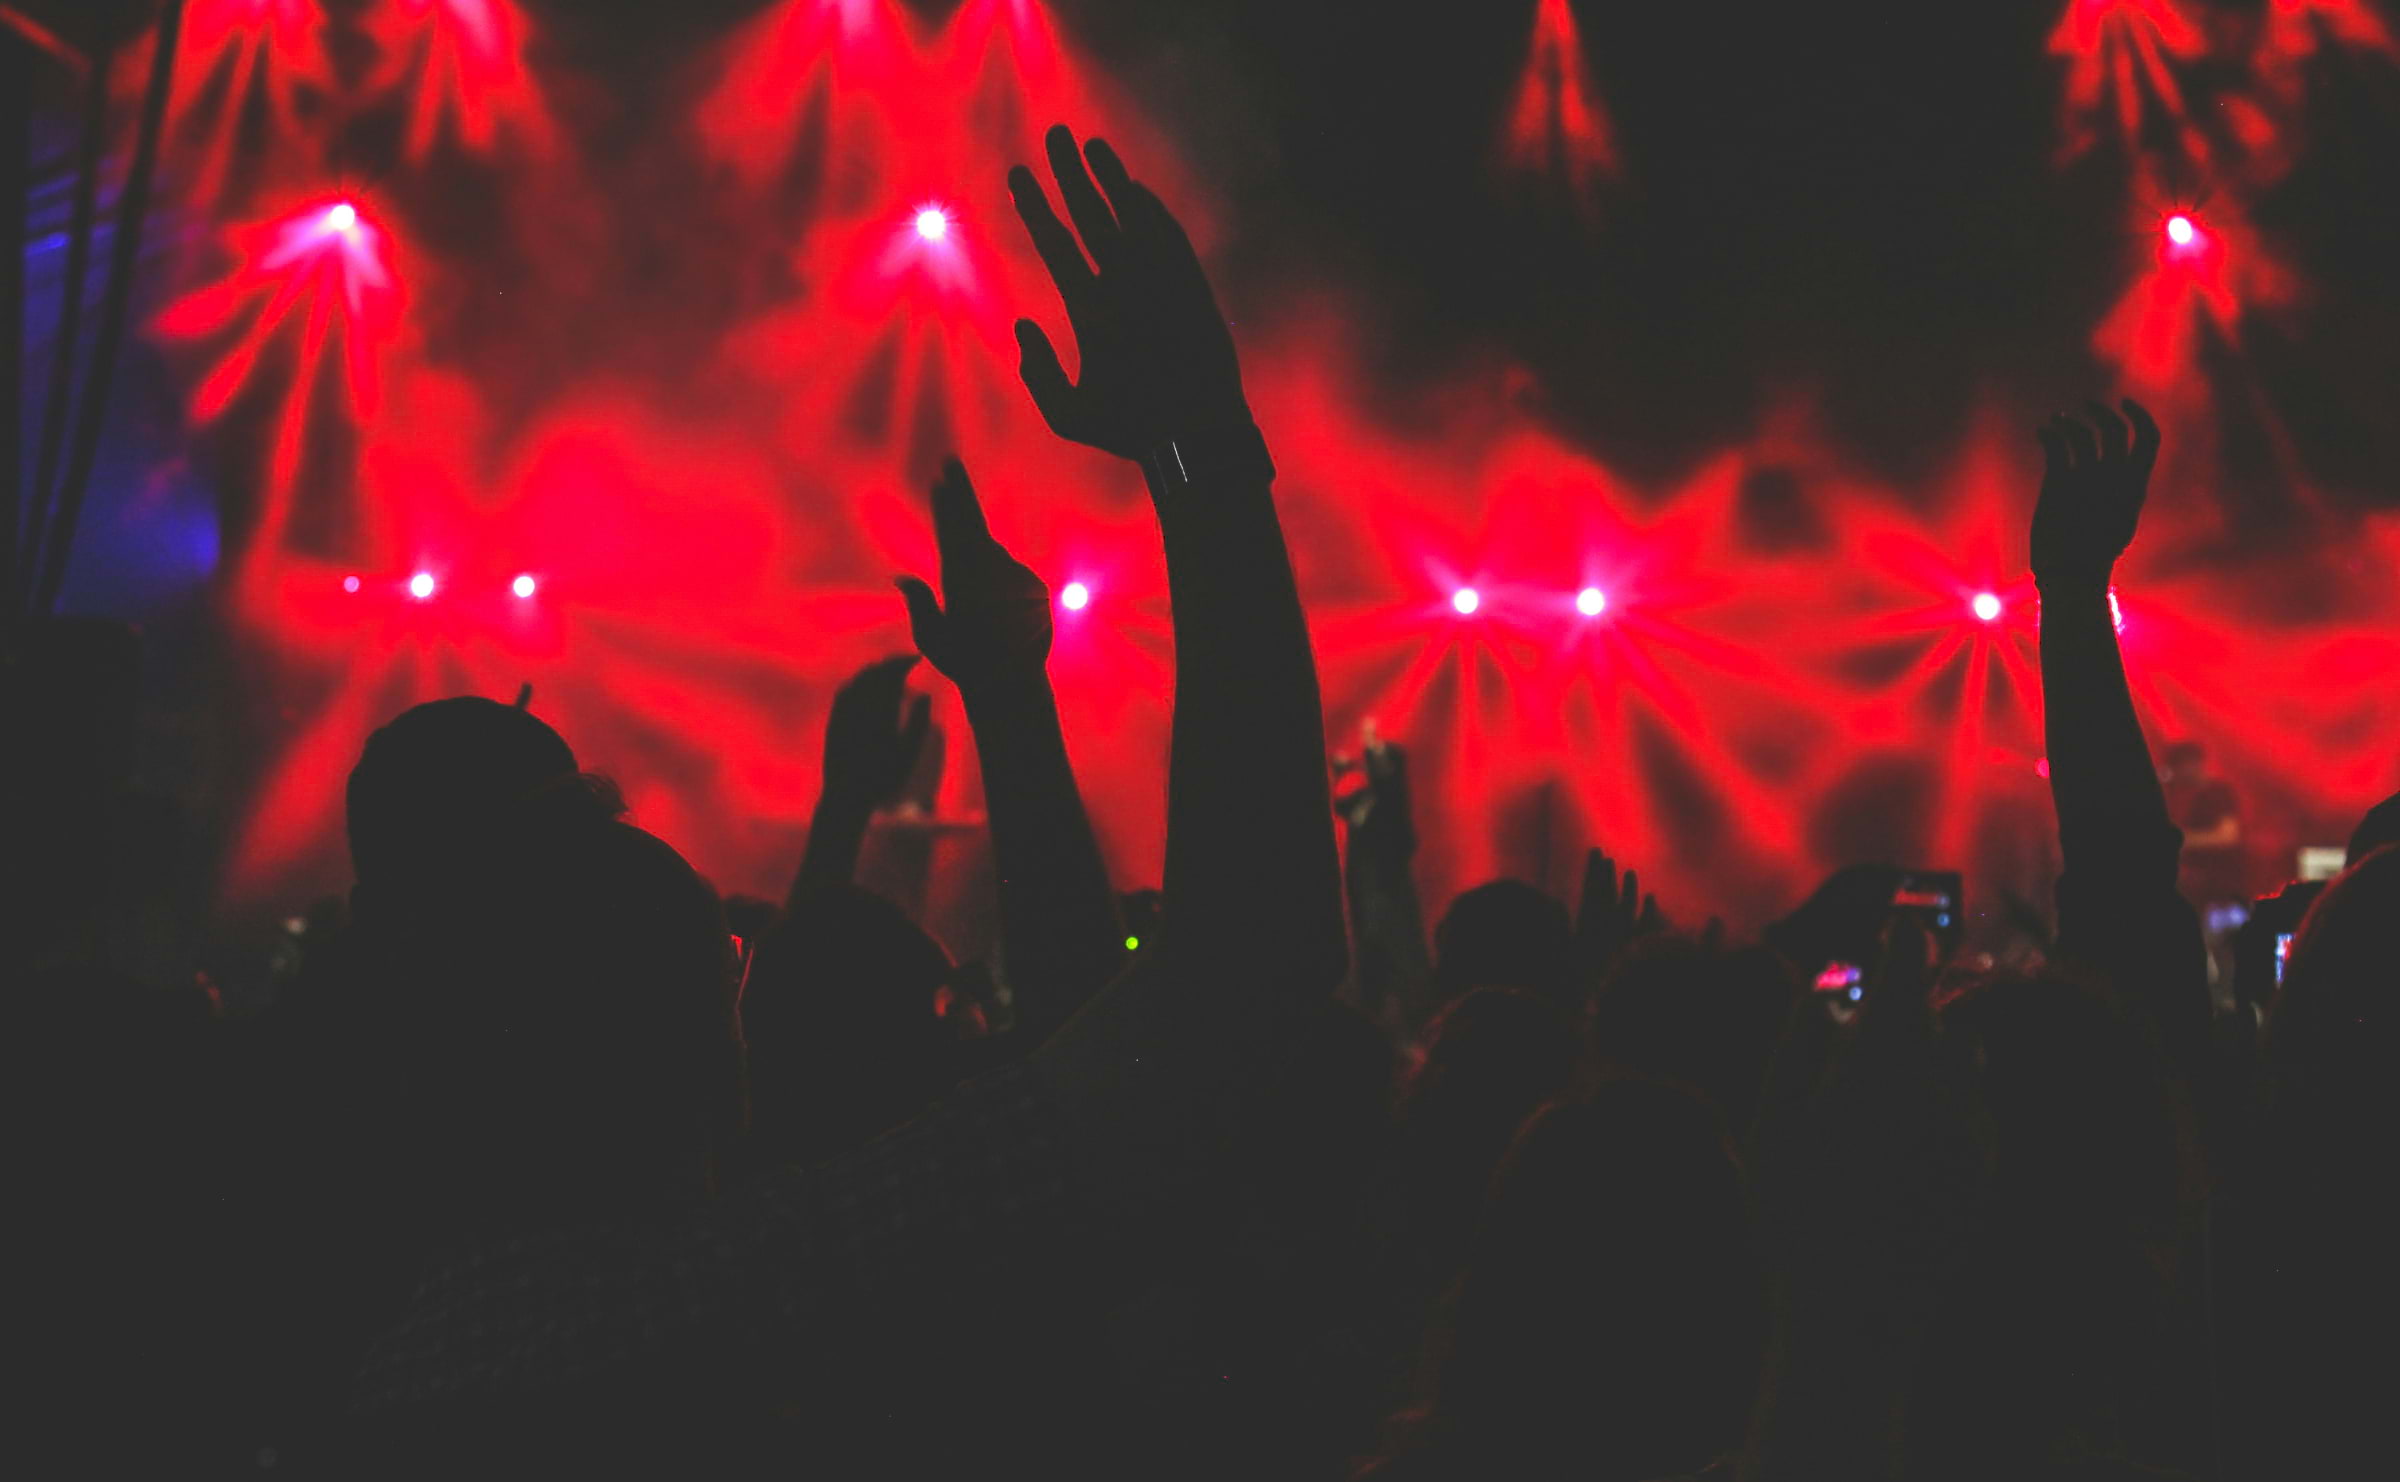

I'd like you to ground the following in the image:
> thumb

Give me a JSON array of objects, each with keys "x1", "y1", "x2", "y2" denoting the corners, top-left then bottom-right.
[
  {"x1": 896, "y1": 576, "x2": 945, "y2": 658},
  {"x1": 1015, "y1": 320, "x2": 1083, "y2": 442}
]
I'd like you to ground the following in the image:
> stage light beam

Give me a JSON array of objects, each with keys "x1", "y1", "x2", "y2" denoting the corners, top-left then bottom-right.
[
  {"x1": 1972, "y1": 591, "x2": 2003, "y2": 622},
  {"x1": 1452, "y1": 587, "x2": 1481, "y2": 615},
  {"x1": 1059, "y1": 580, "x2": 1090, "y2": 611},
  {"x1": 1576, "y1": 586, "x2": 1607, "y2": 617},
  {"x1": 408, "y1": 572, "x2": 437, "y2": 600}
]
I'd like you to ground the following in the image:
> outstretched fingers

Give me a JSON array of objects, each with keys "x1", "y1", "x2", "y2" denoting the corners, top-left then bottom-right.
[
  {"x1": 1086, "y1": 137, "x2": 1214, "y2": 307},
  {"x1": 1009, "y1": 164, "x2": 1095, "y2": 310},
  {"x1": 2052, "y1": 412, "x2": 2099, "y2": 470},
  {"x1": 1045, "y1": 125, "x2": 1124, "y2": 272},
  {"x1": 2036, "y1": 421, "x2": 2068, "y2": 476},
  {"x1": 1578, "y1": 849, "x2": 1611, "y2": 929}
]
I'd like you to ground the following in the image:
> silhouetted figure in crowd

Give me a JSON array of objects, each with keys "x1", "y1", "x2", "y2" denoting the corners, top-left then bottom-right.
[
  {"x1": 1432, "y1": 879, "x2": 1575, "y2": 1011},
  {"x1": 2162, "y1": 738, "x2": 2245, "y2": 908},
  {"x1": 333, "y1": 125, "x2": 1346, "y2": 1477},
  {"x1": 742, "y1": 879, "x2": 954, "y2": 1168},
  {"x1": 2219, "y1": 842, "x2": 2397, "y2": 1477},
  {"x1": 1586, "y1": 933, "x2": 1798, "y2": 1139},
  {"x1": 25, "y1": 60, "x2": 2400, "y2": 1478},
  {"x1": 2346, "y1": 787, "x2": 2400, "y2": 865},
  {"x1": 1377, "y1": 988, "x2": 1578, "y2": 1354},
  {"x1": 1365, "y1": 1079, "x2": 1765, "y2": 1482}
]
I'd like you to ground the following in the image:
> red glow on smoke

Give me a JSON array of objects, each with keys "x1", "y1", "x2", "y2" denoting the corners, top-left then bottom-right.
[
  {"x1": 696, "y1": 0, "x2": 915, "y2": 185},
  {"x1": 2265, "y1": 0, "x2": 2398, "y2": 63},
  {"x1": 371, "y1": 0, "x2": 554, "y2": 161},
  {"x1": 158, "y1": 195, "x2": 405, "y2": 419},
  {"x1": 1501, "y1": 0, "x2": 1618, "y2": 211},
  {"x1": 155, "y1": 195, "x2": 409, "y2": 573},
  {"x1": 2094, "y1": 200, "x2": 2296, "y2": 397},
  {"x1": 144, "y1": 0, "x2": 332, "y2": 203},
  {"x1": 132, "y1": 0, "x2": 2392, "y2": 943},
  {"x1": 2048, "y1": 0, "x2": 2207, "y2": 164}
]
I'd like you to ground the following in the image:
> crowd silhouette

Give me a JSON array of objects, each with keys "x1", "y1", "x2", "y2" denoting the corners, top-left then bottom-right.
[{"x1": 11, "y1": 123, "x2": 2394, "y2": 1481}]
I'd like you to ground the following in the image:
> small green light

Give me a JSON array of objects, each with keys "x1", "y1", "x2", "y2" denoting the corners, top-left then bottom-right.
[{"x1": 1124, "y1": 935, "x2": 1141, "y2": 951}]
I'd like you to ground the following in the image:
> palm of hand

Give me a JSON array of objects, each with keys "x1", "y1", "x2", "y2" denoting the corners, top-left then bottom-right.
[
  {"x1": 1008, "y1": 126, "x2": 1247, "y2": 461},
  {"x1": 824, "y1": 655, "x2": 930, "y2": 807},
  {"x1": 920, "y1": 546, "x2": 1051, "y2": 687},
  {"x1": 899, "y1": 460, "x2": 1053, "y2": 698}
]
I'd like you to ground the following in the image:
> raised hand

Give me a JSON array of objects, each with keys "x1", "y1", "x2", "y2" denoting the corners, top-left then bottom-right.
[
  {"x1": 819, "y1": 654, "x2": 931, "y2": 814},
  {"x1": 1333, "y1": 719, "x2": 1414, "y2": 845},
  {"x1": 2032, "y1": 398, "x2": 2159, "y2": 593},
  {"x1": 1574, "y1": 846, "x2": 1661, "y2": 985},
  {"x1": 896, "y1": 459, "x2": 1052, "y2": 701},
  {"x1": 1008, "y1": 125, "x2": 1262, "y2": 480}
]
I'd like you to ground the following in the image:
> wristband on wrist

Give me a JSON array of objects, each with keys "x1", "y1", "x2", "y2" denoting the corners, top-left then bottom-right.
[{"x1": 1144, "y1": 416, "x2": 1275, "y2": 493}]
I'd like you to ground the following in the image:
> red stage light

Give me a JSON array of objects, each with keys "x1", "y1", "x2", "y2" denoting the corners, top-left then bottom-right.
[
  {"x1": 2164, "y1": 212, "x2": 2195, "y2": 247},
  {"x1": 408, "y1": 572, "x2": 437, "y2": 600},
  {"x1": 1972, "y1": 591, "x2": 2003, "y2": 622},
  {"x1": 914, "y1": 206, "x2": 949, "y2": 241},
  {"x1": 1059, "y1": 580, "x2": 1090, "y2": 610},
  {"x1": 324, "y1": 201, "x2": 359, "y2": 235},
  {"x1": 2108, "y1": 587, "x2": 2125, "y2": 631},
  {"x1": 1452, "y1": 587, "x2": 1481, "y2": 615},
  {"x1": 1575, "y1": 586, "x2": 1607, "y2": 617},
  {"x1": 512, "y1": 574, "x2": 538, "y2": 599},
  {"x1": 342, "y1": 574, "x2": 361, "y2": 593}
]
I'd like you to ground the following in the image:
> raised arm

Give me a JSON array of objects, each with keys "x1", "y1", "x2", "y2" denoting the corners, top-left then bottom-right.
[
  {"x1": 1335, "y1": 723, "x2": 1434, "y2": 1033},
  {"x1": 788, "y1": 655, "x2": 930, "y2": 910},
  {"x1": 897, "y1": 459, "x2": 1125, "y2": 1036},
  {"x1": 2032, "y1": 400, "x2": 2207, "y2": 1063},
  {"x1": 1010, "y1": 125, "x2": 1345, "y2": 1032},
  {"x1": 347, "y1": 126, "x2": 1346, "y2": 1423}
]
